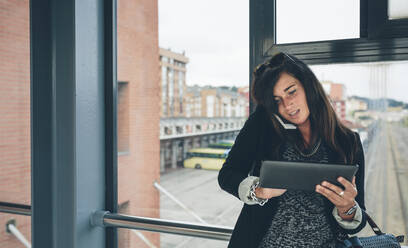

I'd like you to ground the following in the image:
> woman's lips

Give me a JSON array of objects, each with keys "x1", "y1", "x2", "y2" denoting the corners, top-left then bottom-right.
[{"x1": 288, "y1": 109, "x2": 300, "y2": 118}]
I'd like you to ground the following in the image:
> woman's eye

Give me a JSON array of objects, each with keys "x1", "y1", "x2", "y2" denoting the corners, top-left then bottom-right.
[
  {"x1": 288, "y1": 89, "x2": 296, "y2": 95},
  {"x1": 274, "y1": 98, "x2": 281, "y2": 104}
]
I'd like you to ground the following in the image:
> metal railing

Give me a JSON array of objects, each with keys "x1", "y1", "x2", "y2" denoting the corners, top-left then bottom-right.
[
  {"x1": 91, "y1": 211, "x2": 232, "y2": 241},
  {"x1": 0, "y1": 202, "x2": 233, "y2": 241},
  {"x1": 0, "y1": 202, "x2": 31, "y2": 216},
  {"x1": 2, "y1": 201, "x2": 408, "y2": 246},
  {"x1": 6, "y1": 220, "x2": 32, "y2": 248}
]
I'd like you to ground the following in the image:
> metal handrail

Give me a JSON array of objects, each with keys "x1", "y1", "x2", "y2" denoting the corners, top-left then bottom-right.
[
  {"x1": 91, "y1": 211, "x2": 233, "y2": 241},
  {"x1": 0, "y1": 202, "x2": 233, "y2": 241},
  {"x1": 6, "y1": 220, "x2": 32, "y2": 248},
  {"x1": 0, "y1": 202, "x2": 31, "y2": 216},
  {"x1": 2, "y1": 202, "x2": 408, "y2": 246}
]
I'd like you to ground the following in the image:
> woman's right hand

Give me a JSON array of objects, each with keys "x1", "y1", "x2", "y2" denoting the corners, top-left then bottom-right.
[{"x1": 255, "y1": 187, "x2": 287, "y2": 199}]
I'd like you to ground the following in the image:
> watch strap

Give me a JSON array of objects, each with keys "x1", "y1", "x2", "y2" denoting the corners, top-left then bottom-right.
[{"x1": 344, "y1": 203, "x2": 358, "y2": 215}]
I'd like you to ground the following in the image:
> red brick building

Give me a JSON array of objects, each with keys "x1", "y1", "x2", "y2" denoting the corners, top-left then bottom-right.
[
  {"x1": 0, "y1": 1, "x2": 31, "y2": 247},
  {"x1": 322, "y1": 81, "x2": 347, "y2": 121},
  {"x1": 0, "y1": 1, "x2": 160, "y2": 248},
  {"x1": 117, "y1": 0, "x2": 160, "y2": 247}
]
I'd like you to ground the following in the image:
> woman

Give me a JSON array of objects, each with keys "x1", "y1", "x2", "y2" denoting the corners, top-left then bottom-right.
[{"x1": 218, "y1": 52, "x2": 367, "y2": 248}]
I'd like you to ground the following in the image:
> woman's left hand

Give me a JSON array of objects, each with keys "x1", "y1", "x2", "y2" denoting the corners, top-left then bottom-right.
[{"x1": 315, "y1": 176, "x2": 357, "y2": 217}]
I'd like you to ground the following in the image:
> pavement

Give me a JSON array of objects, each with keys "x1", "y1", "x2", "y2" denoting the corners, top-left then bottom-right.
[{"x1": 159, "y1": 168, "x2": 241, "y2": 248}]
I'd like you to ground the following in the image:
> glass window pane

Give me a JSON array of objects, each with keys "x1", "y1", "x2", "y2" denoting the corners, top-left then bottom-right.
[
  {"x1": 160, "y1": 233, "x2": 229, "y2": 248},
  {"x1": 118, "y1": 0, "x2": 248, "y2": 247},
  {"x1": 277, "y1": 0, "x2": 360, "y2": 44},
  {"x1": 0, "y1": 0, "x2": 31, "y2": 247},
  {"x1": 118, "y1": 0, "x2": 408, "y2": 246},
  {"x1": 310, "y1": 61, "x2": 408, "y2": 242},
  {"x1": 388, "y1": 0, "x2": 408, "y2": 20}
]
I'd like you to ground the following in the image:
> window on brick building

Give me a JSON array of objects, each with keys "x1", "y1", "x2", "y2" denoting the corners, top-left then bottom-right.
[
  {"x1": 118, "y1": 81, "x2": 129, "y2": 155},
  {"x1": 162, "y1": 66, "x2": 168, "y2": 116}
]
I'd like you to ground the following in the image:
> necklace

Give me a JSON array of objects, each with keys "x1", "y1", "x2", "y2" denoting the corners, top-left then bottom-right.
[{"x1": 294, "y1": 139, "x2": 321, "y2": 158}]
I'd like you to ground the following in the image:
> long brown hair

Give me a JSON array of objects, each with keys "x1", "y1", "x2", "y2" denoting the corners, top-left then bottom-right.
[{"x1": 251, "y1": 52, "x2": 358, "y2": 164}]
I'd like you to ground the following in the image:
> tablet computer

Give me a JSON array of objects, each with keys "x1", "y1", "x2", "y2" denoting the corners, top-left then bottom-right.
[{"x1": 259, "y1": 160, "x2": 359, "y2": 191}]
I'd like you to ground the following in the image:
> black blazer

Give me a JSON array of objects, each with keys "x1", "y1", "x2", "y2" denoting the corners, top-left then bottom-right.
[{"x1": 218, "y1": 106, "x2": 367, "y2": 248}]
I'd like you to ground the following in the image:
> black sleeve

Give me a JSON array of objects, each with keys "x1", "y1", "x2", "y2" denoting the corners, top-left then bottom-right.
[
  {"x1": 342, "y1": 132, "x2": 367, "y2": 234},
  {"x1": 217, "y1": 107, "x2": 265, "y2": 200},
  {"x1": 354, "y1": 132, "x2": 366, "y2": 211}
]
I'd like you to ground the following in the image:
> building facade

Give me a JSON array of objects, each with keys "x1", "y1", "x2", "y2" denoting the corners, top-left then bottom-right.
[
  {"x1": 185, "y1": 85, "x2": 202, "y2": 117},
  {"x1": 238, "y1": 86, "x2": 250, "y2": 117},
  {"x1": 0, "y1": 1, "x2": 31, "y2": 247},
  {"x1": 117, "y1": 1, "x2": 160, "y2": 247},
  {"x1": 159, "y1": 48, "x2": 189, "y2": 118},
  {"x1": 322, "y1": 81, "x2": 347, "y2": 121},
  {"x1": 185, "y1": 85, "x2": 248, "y2": 118},
  {"x1": 347, "y1": 97, "x2": 369, "y2": 117}
]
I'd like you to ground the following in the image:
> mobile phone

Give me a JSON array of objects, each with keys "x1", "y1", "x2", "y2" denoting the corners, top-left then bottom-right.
[{"x1": 274, "y1": 114, "x2": 297, "y2": 129}]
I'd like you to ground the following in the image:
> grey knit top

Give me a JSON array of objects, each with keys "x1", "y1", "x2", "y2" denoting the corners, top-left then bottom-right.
[{"x1": 258, "y1": 140, "x2": 344, "y2": 248}]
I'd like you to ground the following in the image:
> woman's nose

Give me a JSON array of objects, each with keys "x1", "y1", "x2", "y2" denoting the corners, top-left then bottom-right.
[{"x1": 282, "y1": 98, "x2": 293, "y2": 109}]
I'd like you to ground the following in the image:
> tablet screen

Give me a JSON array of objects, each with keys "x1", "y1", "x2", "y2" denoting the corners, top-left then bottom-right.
[{"x1": 259, "y1": 160, "x2": 359, "y2": 191}]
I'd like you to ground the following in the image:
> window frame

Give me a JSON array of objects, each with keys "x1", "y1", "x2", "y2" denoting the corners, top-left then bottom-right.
[
  {"x1": 30, "y1": 0, "x2": 118, "y2": 247},
  {"x1": 249, "y1": 0, "x2": 408, "y2": 111},
  {"x1": 367, "y1": 0, "x2": 408, "y2": 39}
]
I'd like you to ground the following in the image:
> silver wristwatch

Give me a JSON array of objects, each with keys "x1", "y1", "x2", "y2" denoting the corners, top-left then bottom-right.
[
  {"x1": 248, "y1": 181, "x2": 268, "y2": 206},
  {"x1": 344, "y1": 203, "x2": 358, "y2": 215}
]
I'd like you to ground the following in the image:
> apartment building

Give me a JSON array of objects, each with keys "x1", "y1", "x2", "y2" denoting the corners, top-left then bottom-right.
[
  {"x1": 159, "y1": 48, "x2": 189, "y2": 117},
  {"x1": 185, "y1": 86, "x2": 248, "y2": 118}
]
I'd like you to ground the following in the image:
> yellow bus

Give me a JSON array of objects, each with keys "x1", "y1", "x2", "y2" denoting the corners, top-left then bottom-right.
[
  {"x1": 208, "y1": 139, "x2": 235, "y2": 149},
  {"x1": 183, "y1": 148, "x2": 230, "y2": 170}
]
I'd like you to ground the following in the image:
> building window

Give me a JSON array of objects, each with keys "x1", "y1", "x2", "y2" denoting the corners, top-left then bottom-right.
[
  {"x1": 118, "y1": 81, "x2": 129, "y2": 155},
  {"x1": 168, "y1": 68, "x2": 174, "y2": 115},
  {"x1": 178, "y1": 71, "x2": 184, "y2": 114},
  {"x1": 206, "y1": 95, "x2": 215, "y2": 117},
  {"x1": 162, "y1": 66, "x2": 167, "y2": 116}
]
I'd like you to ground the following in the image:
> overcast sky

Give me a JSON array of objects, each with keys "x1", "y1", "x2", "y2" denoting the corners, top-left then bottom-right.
[
  {"x1": 159, "y1": 0, "x2": 249, "y2": 87},
  {"x1": 158, "y1": 0, "x2": 408, "y2": 102}
]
